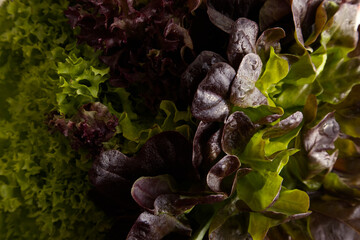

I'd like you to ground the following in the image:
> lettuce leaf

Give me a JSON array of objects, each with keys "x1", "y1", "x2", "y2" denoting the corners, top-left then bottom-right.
[
  {"x1": 65, "y1": 0, "x2": 193, "y2": 113},
  {"x1": 0, "y1": 0, "x2": 113, "y2": 239}
]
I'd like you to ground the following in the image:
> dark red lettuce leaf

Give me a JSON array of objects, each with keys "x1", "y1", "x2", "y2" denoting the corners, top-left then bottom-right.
[
  {"x1": 230, "y1": 53, "x2": 267, "y2": 108},
  {"x1": 89, "y1": 131, "x2": 230, "y2": 238},
  {"x1": 291, "y1": 0, "x2": 309, "y2": 47},
  {"x1": 49, "y1": 102, "x2": 118, "y2": 153},
  {"x1": 207, "y1": 155, "x2": 241, "y2": 194},
  {"x1": 227, "y1": 18, "x2": 258, "y2": 68},
  {"x1": 154, "y1": 193, "x2": 226, "y2": 216},
  {"x1": 263, "y1": 111, "x2": 303, "y2": 139},
  {"x1": 66, "y1": 0, "x2": 193, "y2": 113},
  {"x1": 254, "y1": 113, "x2": 282, "y2": 126},
  {"x1": 191, "y1": 62, "x2": 236, "y2": 122},
  {"x1": 303, "y1": 112, "x2": 340, "y2": 178},
  {"x1": 259, "y1": 0, "x2": 323, "y2": 52},
  {"x1": 126, "y1": 211, "x2": 192, "y2": 240},
  {"x1": 89, "y1": 150, "x2": 140, "y2": 215},
  {"x1": 255, "y1": 27, "x2": 286, "y2": 62},
  {"x1": 192, "y1": 121, "x2": 223, "y2": 178},
  {"x1": 89, "y1": 131, "x2": 195, "y2": 213},
  {"x1": 181, "y1": 51, "x2": 225, "y2": 103},
  {"x1": 134, "y1": 131, "x2": 196, "y2": 182},
  {"x1": 131, "y1": 172, "x2": 226, "y2": 217},
  {"x1": 131, "y1": 175, "x2": 176, "y2": 212},
  {"x1": 221, "y1": 111, "x2": 256, "y2": 156},
  {"x1": 310, "y1": 197, "x2": 360, "y2": 240}
]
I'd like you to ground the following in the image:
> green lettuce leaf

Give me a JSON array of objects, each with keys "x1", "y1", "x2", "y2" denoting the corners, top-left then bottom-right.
[
  {"x1": 316, "y1": 47, "x2": 360, "y2": 104},
  {"x1": 236, "y1": 170, "x2": 283, "y2": 212},
  {"x1": 56, "y1": 49, "x2": 109, "y2": 116},
  {"x1": 111, "y1": 100, "x2": 195, "y2": 155},
  {"x1": 0, "y1": 0, "x2": 113, "y2": 239}
]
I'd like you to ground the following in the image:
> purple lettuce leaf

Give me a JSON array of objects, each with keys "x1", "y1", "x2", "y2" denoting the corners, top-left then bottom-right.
[
  {"x1": 191, "y1": 62, "x2": 236, "y2": 122},
  {"x1": 291, "y1": 0, "x2": 309, "y2": 48},
  {"x1": 65, "y1": 0, "x2": 193, "y2": 113},
  {"x1": 303, "y1": 112, "x2": 340, "y2": 178},
  {"x1": 154, "y1": 193, "x2": 226, "y2": 216},
  {"x1": 230, "y1": 53, "x2": 268, "y2": 108},
  {"x1": 181, "y1": 51, "x2": 225, "y2": 103},
  {"x1": 131, "y1": 175, "x2": 177, "y2": 212},
  {"x1": 206, "y1": 155, "x2": 241, "y2": 194},
  {"x1": 133, "y1": 131, "x2": 196, "y2": 182},
  {"x1": 89, "y1": 149, "x2": 141, "y2": 215},
  {"x1": 49, "y1": 102, "x2": 118, "y2": 153},
  {"x1": 192, "y1": 121, "x2": 223, "y2": 178},
  {"x1": 227, "y1": 18, "x2": 259, "y2": 68},
  {"x1": 262, "y1": 111, "x2": 303, "y2": 139},
  {"x1": 88, "y1": 131, "x2": 195, "y2": 214},
  {"x1": 221, "y1": 111, "x2": 256, "y2": 156},
  {"x1": 259, "y1": 0, "x2": 325, "y2": 52},
  {"x1": 90, "y1": 131, "x2": 231, "y2": 238},
  {"x1": 310, "y1": 197, "x2": 360, "y2": 240},
  {"x1": 253, "y1": 113, "x2": 283, "y2": 126},
  {"x1": 126, "y1": 211, "x2": 192, "y2": 240},
  {"x1": 255, "y1": 27, "x2": 286, "y2": 62}
]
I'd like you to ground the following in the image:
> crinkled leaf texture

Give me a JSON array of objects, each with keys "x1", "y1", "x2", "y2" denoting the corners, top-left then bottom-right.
[
  {"x1": 56, "y1": 50, "x2": 109, "y2": 116},
  {"x1": 113, "y1": 99, "x2": 195, "y2": 155},
  {"x1": 50, "y1": 102, "x2": 118, "y2": 153},
  {"x1": 0, "y1": 0, "x2": 112, "y2": 239},
  {"x1": 65, "y1": 0, "x2": 193, "y2": 113}
]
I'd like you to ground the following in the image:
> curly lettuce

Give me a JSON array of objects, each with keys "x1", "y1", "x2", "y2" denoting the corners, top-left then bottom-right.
[{"x1": 0, "y1": 0, "x2": 113, "y2": 239}]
